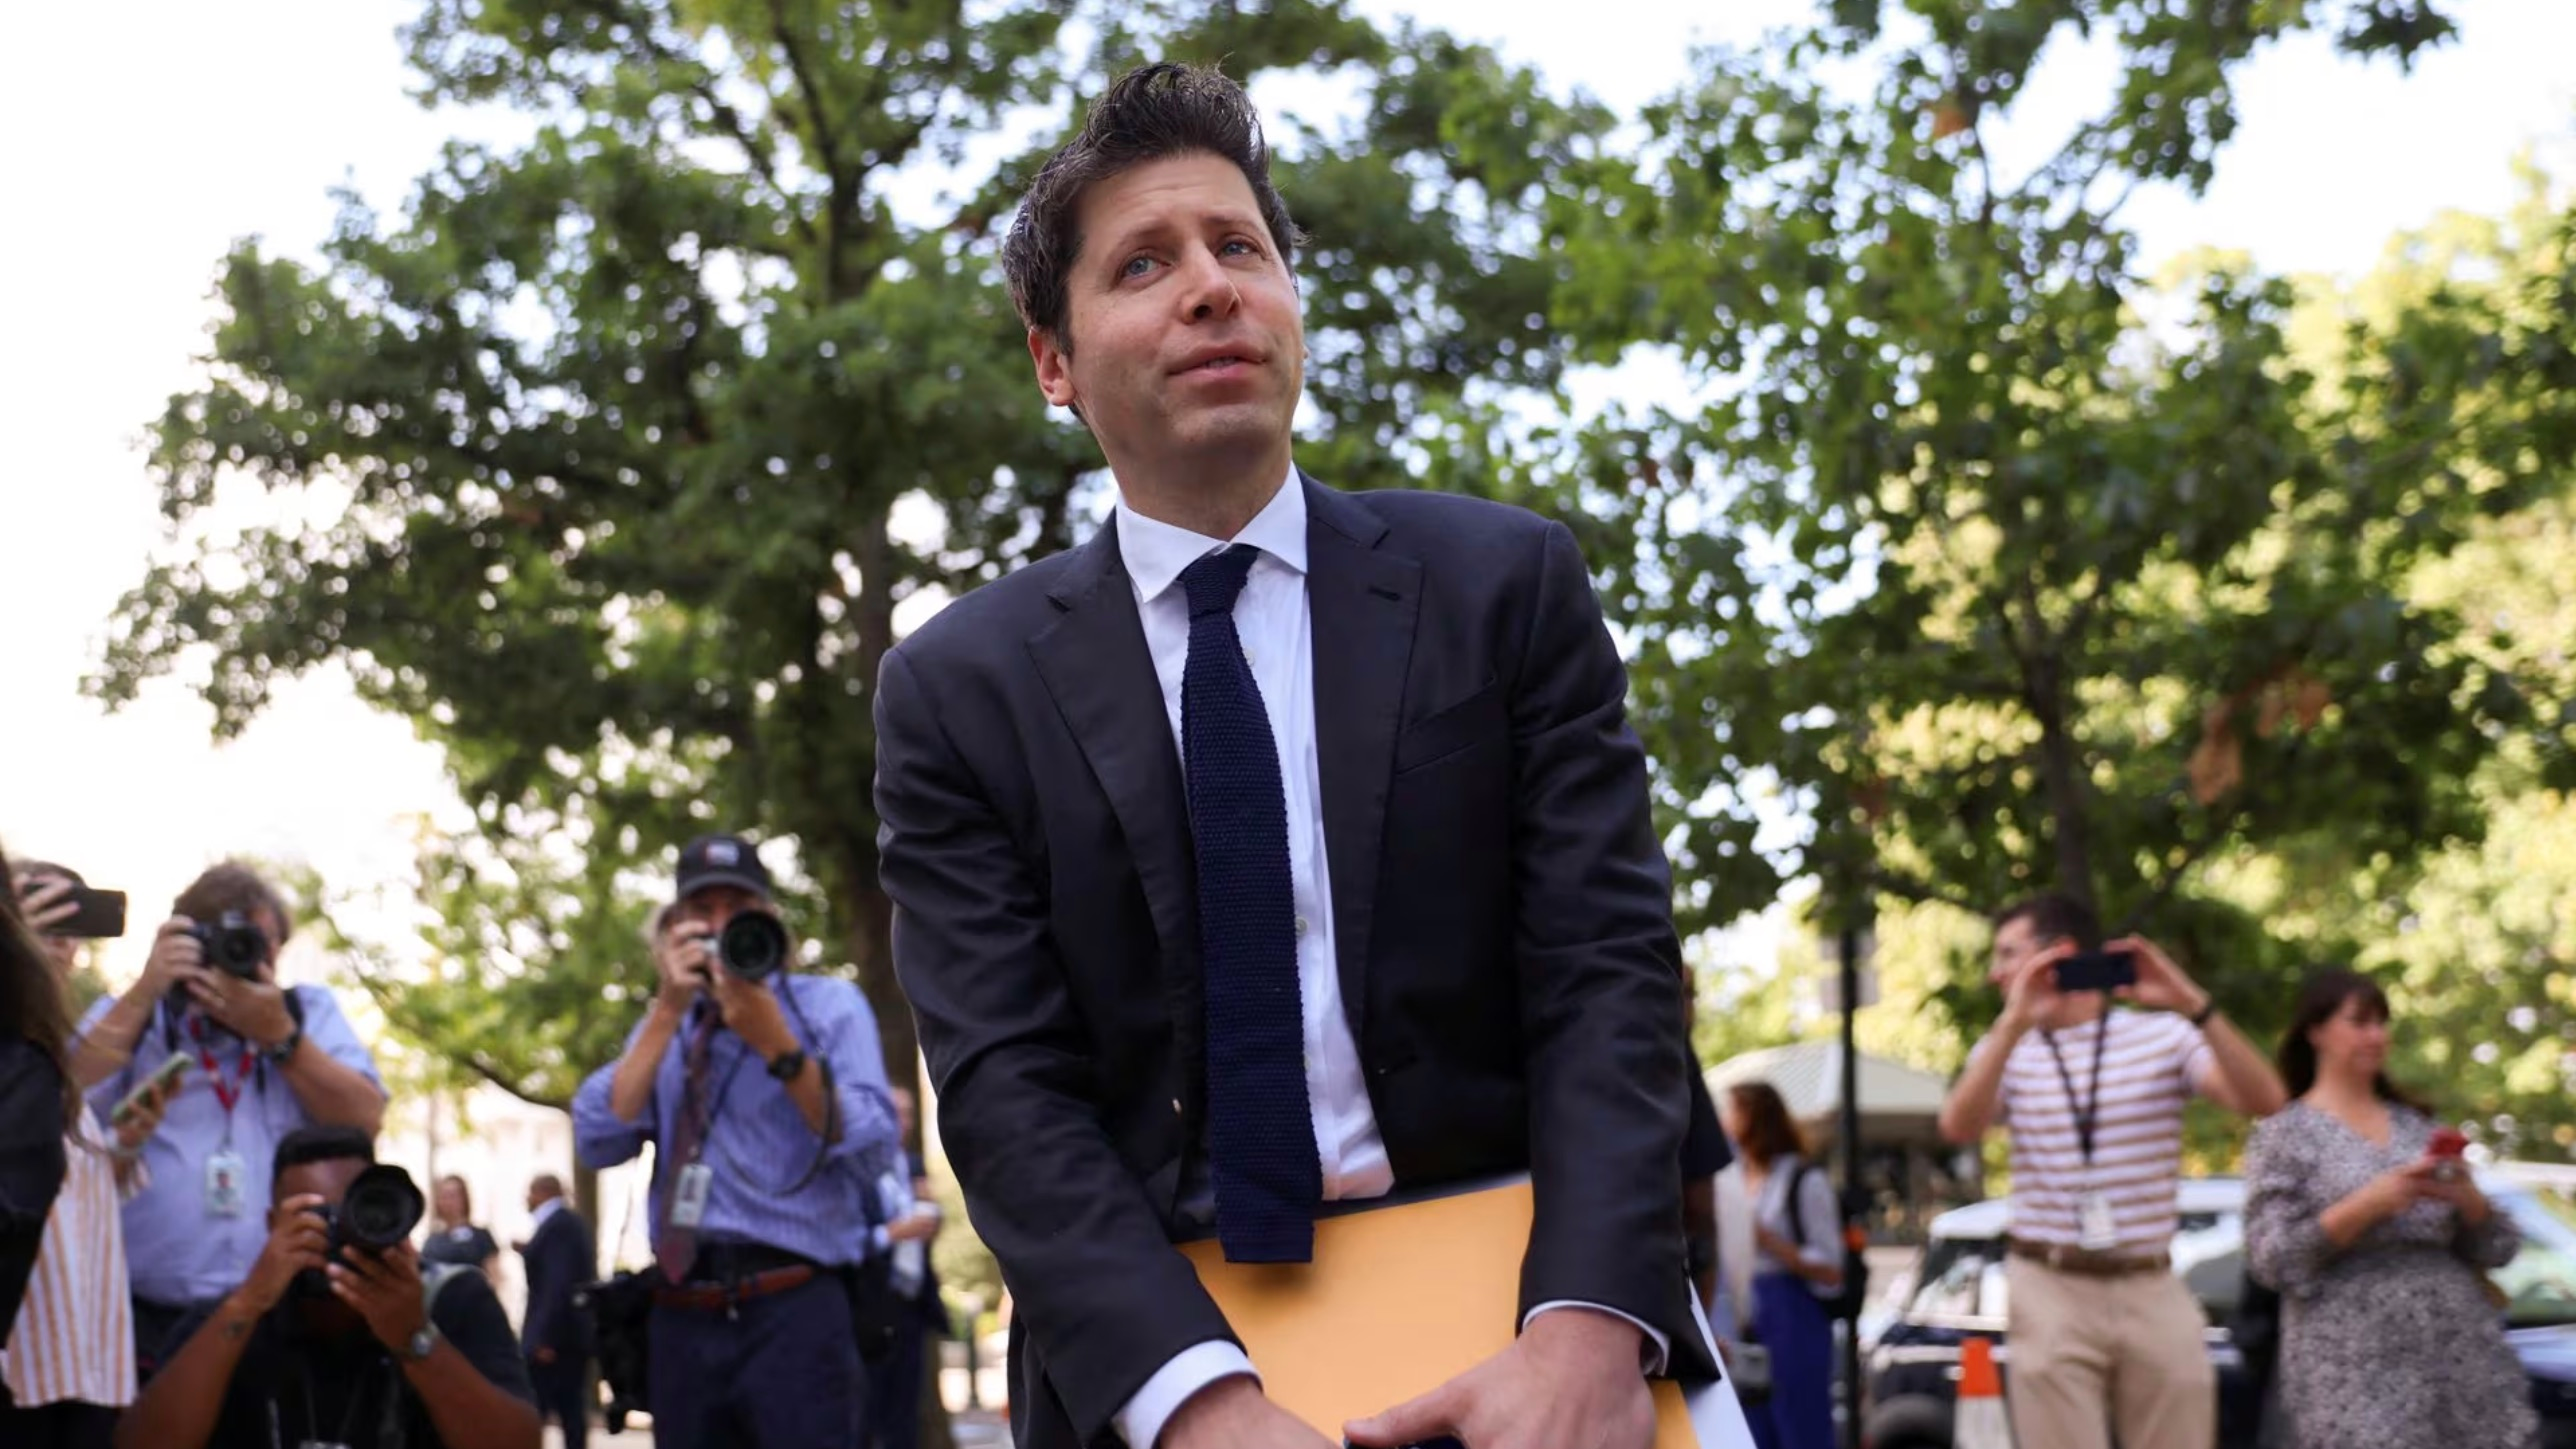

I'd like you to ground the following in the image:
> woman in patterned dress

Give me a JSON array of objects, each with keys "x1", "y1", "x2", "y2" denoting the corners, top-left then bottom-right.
[{"x1": 2243, "y1": 968, "x2": 2537, "y2": 1449}]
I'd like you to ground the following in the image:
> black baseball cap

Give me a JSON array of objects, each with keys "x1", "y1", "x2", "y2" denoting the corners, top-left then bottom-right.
[{"x1": 673, "y1": 834, "x2": 773, "y2": 903}]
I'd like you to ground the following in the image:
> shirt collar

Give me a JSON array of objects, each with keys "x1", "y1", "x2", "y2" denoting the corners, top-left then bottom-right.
[
  {"x1": 533, "y1": 1197, "x2": 565, "y2": 1230},
  {"x1": 1114, "y1": 467, "x2": 1306, "y2": 606}
]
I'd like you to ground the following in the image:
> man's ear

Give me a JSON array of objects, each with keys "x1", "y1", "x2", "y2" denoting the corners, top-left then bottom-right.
[{"x1": 1029, "y1": 326, "x2": 1077, "y2": 410}]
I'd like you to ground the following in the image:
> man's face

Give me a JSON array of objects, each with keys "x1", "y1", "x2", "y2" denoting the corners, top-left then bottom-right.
[
  {"x1": 673, "y1": 884, "x2": 765, "y2": 938},
  {"x1": 1989, "y1": 915, "x2": 2053, "y2": 990},
  {"x1": 273, "y1": 1156, "x2": 367, "y2": 1334},
  {"x1": 1030, "y1": 151, "x2": 1305, "y2": 480}
]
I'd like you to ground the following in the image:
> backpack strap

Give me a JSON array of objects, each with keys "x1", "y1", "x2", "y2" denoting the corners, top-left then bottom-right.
[{"x1": 1785, "y1": 1161, "x2": 1813, "y2": 1249}]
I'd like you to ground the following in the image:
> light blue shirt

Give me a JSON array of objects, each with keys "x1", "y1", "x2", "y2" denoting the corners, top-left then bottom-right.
[
  {"x1": 79, "y1": 988, "x2": 387, "y2": 1305},
  {"x1": 572, "y1": 973, "x2": 900, "y2": 1268}
]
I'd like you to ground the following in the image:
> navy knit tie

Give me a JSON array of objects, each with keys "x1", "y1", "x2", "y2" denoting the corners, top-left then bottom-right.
[{"x1": 1180, "y1": 544, "x2": 1320, "y2": 1263}]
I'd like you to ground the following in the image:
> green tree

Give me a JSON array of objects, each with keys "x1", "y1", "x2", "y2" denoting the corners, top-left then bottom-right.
[
  {"x1": 89, "y1": 0, "x2": 1646, "y2": 1090},
  {"x1": 1524, "y1": 0, "x2": 2576, "y2": 1057}
]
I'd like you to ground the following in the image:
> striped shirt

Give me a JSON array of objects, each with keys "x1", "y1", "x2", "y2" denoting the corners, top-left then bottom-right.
[
  {"x1": 0, "y1": 1106, "x2": 135, "y2": 1409},
  {"x1": 1983, "y1": 1008, "x2": 2214, "y2": 1250}
]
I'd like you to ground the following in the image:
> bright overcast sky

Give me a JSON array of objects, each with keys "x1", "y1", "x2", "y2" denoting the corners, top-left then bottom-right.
[{"x1": 2, "y1": 0, "x2": 2570, "y2": 987}]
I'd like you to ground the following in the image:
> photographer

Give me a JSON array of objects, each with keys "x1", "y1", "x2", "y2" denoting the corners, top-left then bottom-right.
[
  {"x1": 572, "y1": 834, "x2": 902, "y2": 1449},
  {"x1": 70, "y1": 863, "x2": 387, "y2": 1376},
  {"x1": 1936, "y1": 894, "x2": 2286, "y2": 1449},
  {"x1": 117, "y1": 1127, "x2": 537, "y2": 1449}
]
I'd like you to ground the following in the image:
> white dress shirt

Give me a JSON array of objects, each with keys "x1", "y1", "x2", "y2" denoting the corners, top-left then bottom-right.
[{"x1": 1108, "y1": 472, "x2": 1666, "y2": 1449}]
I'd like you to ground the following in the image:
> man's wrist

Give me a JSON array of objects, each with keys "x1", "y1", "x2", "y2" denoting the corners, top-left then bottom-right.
[{"x1": 2185, "y1": 991, "x2": 2218, "y2": 1026}]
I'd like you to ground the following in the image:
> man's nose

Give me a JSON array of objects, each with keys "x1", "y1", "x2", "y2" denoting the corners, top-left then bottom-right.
[{"x1": 1177, "y1": 245, "x2": 1241, "y2": 320}]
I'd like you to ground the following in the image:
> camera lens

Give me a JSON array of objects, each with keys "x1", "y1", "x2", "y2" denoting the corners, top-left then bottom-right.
[
  {"x1": 717, "y1": 913, "x2": 789, "y2": 981},
  {"x1": 208, "y1": 911, "x2": 267, "y2": 979},
  {"x1": 339, "y1": 1165, "x2": 426, "y2": 1250}
]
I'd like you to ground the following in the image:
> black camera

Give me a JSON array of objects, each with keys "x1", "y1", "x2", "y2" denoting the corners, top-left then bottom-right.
[
  {"x1": 185, "y1": 911, "x2": 269, "y2": 979},
  {"x1": 292, "y1": 1164, "x2": 427, "y2": 1299},
  {"x1": 715, "y1": 911, "x2": 790, "y2": 981}
]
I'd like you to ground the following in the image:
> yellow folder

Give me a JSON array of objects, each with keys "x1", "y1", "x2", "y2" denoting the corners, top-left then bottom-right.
[{"x1": 1179, "y1": 1177, "x2": 1743, "y2": 1446}]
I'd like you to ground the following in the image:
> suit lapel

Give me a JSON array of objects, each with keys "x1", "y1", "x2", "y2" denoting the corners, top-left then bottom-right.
[
  {"x1": 1304, "y1": 478, "x2": 1420, "y2": 1042},
  {"x1": 1026, "y1": 526, "x2": 1204, "y2": 1054}
]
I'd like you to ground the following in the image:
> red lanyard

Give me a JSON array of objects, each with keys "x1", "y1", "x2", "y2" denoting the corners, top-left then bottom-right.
[{"x1": 190, "y1": 1016, "x2": 258, "y2": 1120}]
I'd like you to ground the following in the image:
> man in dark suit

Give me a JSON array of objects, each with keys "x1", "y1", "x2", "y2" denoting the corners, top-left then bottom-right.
[
  {"x1": 516, "y1": 1174, "x2": 595, "y2": 1449},
  {"x1": 873, "y1": 62, "x2": 1713, "y2": 1449}
]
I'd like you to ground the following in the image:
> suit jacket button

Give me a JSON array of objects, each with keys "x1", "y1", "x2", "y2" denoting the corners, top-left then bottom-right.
[{"x1": 1172, "y1": 1098, "x2": 1183, "y2": 1115}]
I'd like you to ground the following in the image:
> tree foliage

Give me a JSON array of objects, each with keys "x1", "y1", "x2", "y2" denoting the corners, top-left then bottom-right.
[
  {"x1": 91, "y1": 0, "x2": 1647, "y2": 1082},
  {"x1": 1513, "y1": 0, "x2": 2576, "y2": 1054}
]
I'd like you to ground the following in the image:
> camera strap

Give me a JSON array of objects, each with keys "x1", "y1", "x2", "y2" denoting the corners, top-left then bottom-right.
[{"x1": 190, "y1": 1015, "x2": 259, "y2": 1128}]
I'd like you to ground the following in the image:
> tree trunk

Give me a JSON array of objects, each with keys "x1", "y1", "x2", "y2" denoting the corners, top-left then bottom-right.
[
  {"x1": 2031, "y1": 654, "x2": 2099, "y2": 914},
  {"x1": 572, "y1": 1158, "x2": 602, "y2": 1275}
]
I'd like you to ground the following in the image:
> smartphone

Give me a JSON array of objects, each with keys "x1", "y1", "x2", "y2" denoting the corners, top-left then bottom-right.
[
  {"x1": 50, "y1": 886, "x2": 128, "y2": 940},
  {"x1": 2429, "y1": 1126, "x2": 2470, "y2": 1180},
  {"x1": 2054, "y1": 948, "x2": 2137, "y2": 993},
  {"x1": 111, "y1": 1052, "x2": 192, "y2": 1126}
]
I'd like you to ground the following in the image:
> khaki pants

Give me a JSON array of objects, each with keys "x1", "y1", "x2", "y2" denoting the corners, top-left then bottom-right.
[{"x1": 2005, "y1": 1257, "x2": 2215, "y2": 1449}]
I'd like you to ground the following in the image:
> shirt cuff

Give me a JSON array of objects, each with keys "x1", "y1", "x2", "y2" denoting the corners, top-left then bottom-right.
[
  {"x1": 1113, "y1": 1340, "x2": 1258, "y2": 1448},
  {"x1": 1524, "y1": 1301, "x2": 1671, "y2": 1376}
]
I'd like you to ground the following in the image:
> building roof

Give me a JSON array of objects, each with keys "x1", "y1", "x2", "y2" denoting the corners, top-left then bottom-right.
[{"x1": 1704, "y1": 1041, "x2": 1953, "y2": 1126}]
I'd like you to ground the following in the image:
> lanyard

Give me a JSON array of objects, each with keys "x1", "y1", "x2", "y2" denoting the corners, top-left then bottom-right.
[
  {"x1": 2041, "y1": 1013, "x2": 2112, "y2": 1167},
  {"x1": 190, "y1": 1016, "x2": 259, "y2": 1135}
]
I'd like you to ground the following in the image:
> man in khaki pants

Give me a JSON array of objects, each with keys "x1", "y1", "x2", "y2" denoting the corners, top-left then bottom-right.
[{"x1": 1938, "y1": 894, "x2": 2286, "y2": 1449}]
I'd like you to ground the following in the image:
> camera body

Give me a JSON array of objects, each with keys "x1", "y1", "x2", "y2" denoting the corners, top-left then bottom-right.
[
  {"x1": 185, "y1": 911, "x2": 270, "y2": 980},
  {"x1": 292, "y1": 1164, "x2": 427, "y2": 1299},
  {"x1": 714, "y1": 911, "x2": 790, "y2": 982}
]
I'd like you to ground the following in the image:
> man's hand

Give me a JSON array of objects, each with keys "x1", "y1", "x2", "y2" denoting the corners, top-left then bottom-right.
[
  {"x1": 2115, "y1": 935, "x2": 2207, "y2": 1016},
  {"x1": 1346, "y1": 1308, "x2": 1654, "y2": 1449},
  {"x1": 651, "y1": 922, "x2": 711, "y2": 1015},
  {"x1": 331, "y1": 1241, "x2": 433, "y2": 1352},
  {"x1": 184, "y1": 970, "x2": 297, "y2": 1049},
  {"x1": 241, "y1": 1195, "x2": 334, "y2": 1314},
  {"x1": 140, "y1": 919, "x2": 208, "y2": 1001},
  {"x1": 532, "y1": 1345, "x2": 558, "y2": 1366},
  {"x1": 887, "y1": 1209, "x2": 940, "y2": 1244},
  {"x1": 1998, "y1": 940, "x2": 2073, "y2": 1034},
  {"x1": 1163, "y1": 1378, "x2": 1337, "y2": 1449}
]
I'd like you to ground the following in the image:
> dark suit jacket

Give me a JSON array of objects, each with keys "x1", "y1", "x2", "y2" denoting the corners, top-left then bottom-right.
[
  {"x1": 517, "y1": 1202, "x2": 596, "y2": 1360},
  {"x1": 874, "y1": 478, "x2": 1710, "y2": 1447}
]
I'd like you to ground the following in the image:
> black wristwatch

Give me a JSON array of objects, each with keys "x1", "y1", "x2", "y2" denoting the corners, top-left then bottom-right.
[
  {"x1": 765, "y1": 1048, "x2": 809, "y2": 1082},
  {"x1": 2188, "y1": 996, "x2": 2221, "y2": 1028},
  {"x1": 262, "y1": 1026, "x2": 303, "y2": 1065}
]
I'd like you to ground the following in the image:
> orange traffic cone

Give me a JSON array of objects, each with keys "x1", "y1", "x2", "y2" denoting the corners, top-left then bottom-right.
[{"x1": 1956, "y1": 1335, "x2": 2013, "y2": 1449}]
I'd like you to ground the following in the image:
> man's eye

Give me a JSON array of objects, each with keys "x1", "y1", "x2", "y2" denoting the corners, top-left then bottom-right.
[
  {"x1": 1222, "y1": 238, "x2": 1258, "y2": 257},
  {"x1": 1121, "y1": 256, "x2": 1157, "y2": 278}
]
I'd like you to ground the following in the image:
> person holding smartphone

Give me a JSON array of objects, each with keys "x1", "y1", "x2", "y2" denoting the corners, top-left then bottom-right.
[
  {"x1": 4, "y1": 851, "x2": 170, "y2": 1448},
  {"x1": 1936, "y1": 892, "x2": 2286, "y2": 1449},
  {"x1": 2242, "y1": 968, "x2": 2538, "y2": 1448}
]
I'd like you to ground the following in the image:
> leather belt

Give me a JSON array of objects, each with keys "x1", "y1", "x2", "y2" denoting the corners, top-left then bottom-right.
[
  {"x1": 652, "y1": 1264, "x2": 818, "y2": 1312},
  {"x1": 2005, "y1": 1237, "x2": 2171, "y2": 1278}
]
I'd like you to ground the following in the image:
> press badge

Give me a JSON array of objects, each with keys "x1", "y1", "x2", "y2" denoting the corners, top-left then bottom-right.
[
  {"x1": 205, "y1": 1146, "x2": 249, "y2": 1218},
  {"x1": 671, "y1": 1162, "x2": 715, "y2": 1230},
  {"x1": 2078, "y1": 1188, "x2": 2119, "y2": 1251}
]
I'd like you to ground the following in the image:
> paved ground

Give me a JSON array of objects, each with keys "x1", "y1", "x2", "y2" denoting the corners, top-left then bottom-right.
[{"x1": 539, "y1": 1406, "x2": 1011, "y2": 1446}]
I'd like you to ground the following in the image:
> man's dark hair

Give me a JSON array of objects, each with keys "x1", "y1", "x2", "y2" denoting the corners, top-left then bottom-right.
[
  {"x1": 1001, "y1": 61, "x2": 1303, "y2": 351},
  {"x1": 1992, "y1": 892, "x2": 2101, "y2": 950},
  {"x1": 272, "y1": 1125, "x2": 375, "y2": 1194},
  {"x1": 174, "y1": 861, "x2": 294, "y2": 947}
]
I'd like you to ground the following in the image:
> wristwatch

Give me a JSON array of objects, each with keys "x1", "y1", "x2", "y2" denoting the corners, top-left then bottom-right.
[
  {"x1": 262, "y1": 1026, "x2": 303, "y2": 1065},
  {"x1": 765, "y1": 1048, "x2": 809, "y2": 1082},
  {"x1": 2188, "y1": 996, "x2": 2221, "y2": 1028},
  {"x1": 398, "y1": 1322, "x2": 440, "y2": 1364}
]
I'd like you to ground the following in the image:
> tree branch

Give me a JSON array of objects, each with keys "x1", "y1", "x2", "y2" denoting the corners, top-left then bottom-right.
[
  {"x1": 2123, "y1": 810, "x2": 2239, "y2": 932},
  {"x1": 765, "y1": 0, "x2": 851, "y2": 197}
]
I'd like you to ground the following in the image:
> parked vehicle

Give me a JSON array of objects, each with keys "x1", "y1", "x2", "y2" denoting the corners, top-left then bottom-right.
[{"x1": 1861, "y1": 1176, "x2": 2576, "y2": 1449}]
